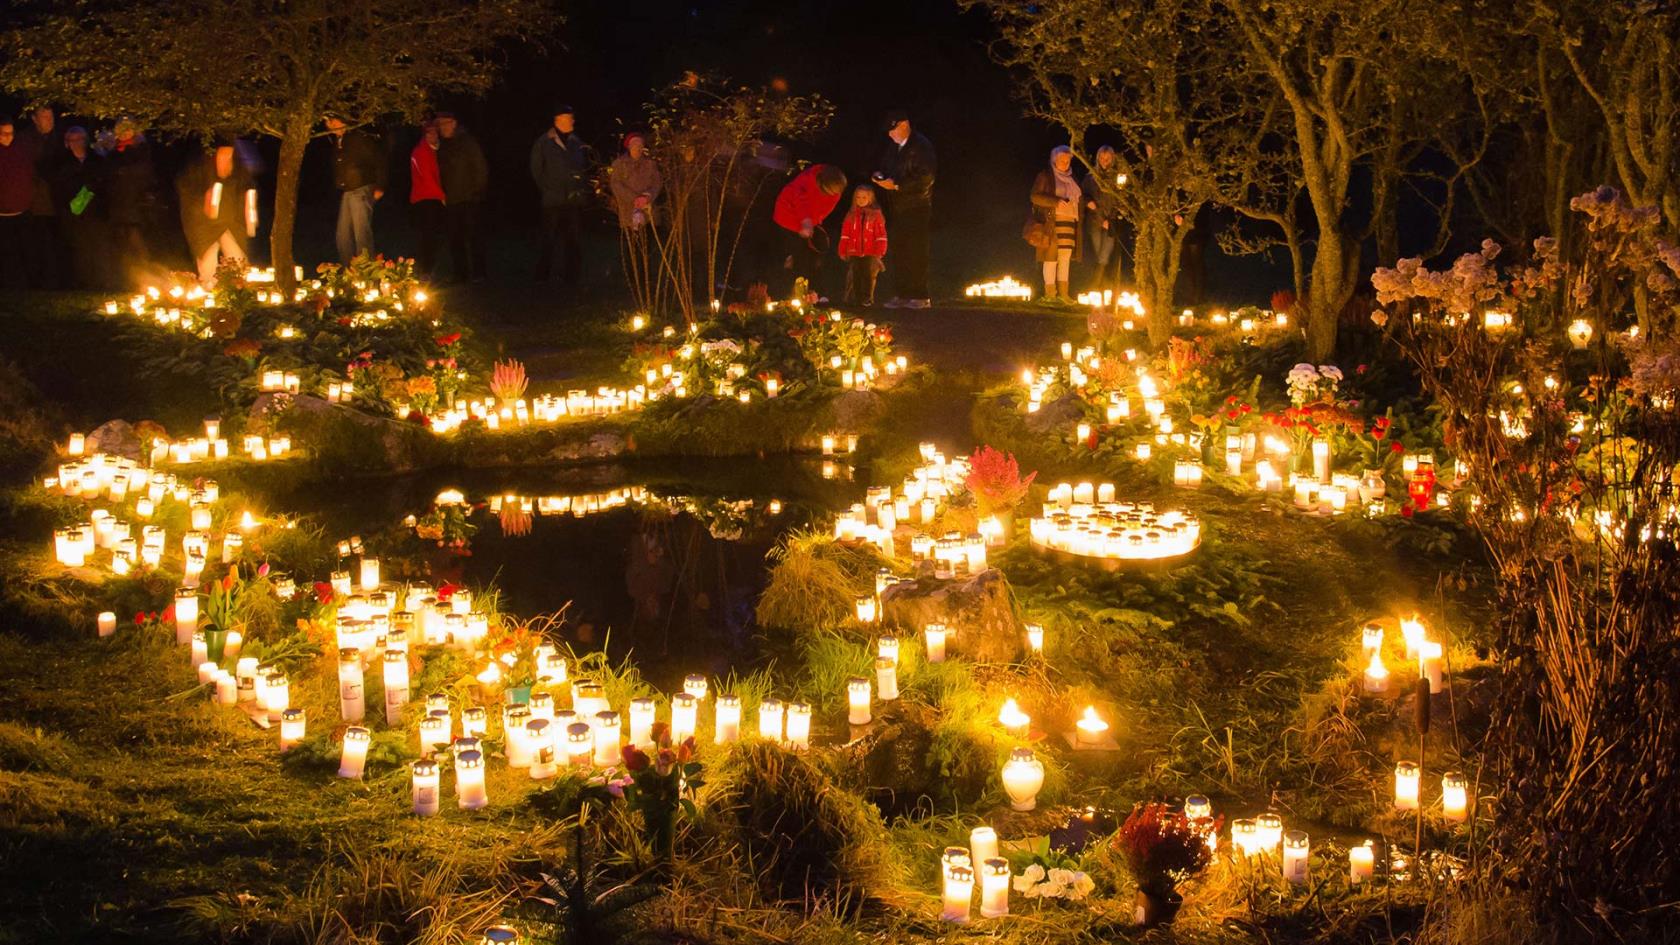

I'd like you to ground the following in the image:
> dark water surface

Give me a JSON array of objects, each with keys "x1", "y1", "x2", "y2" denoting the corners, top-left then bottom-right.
[{"x1": 279, "y1": 458, "x2": 859, "y2": 688}]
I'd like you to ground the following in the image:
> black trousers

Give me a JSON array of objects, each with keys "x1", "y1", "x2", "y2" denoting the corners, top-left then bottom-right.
[
  {"x1": 885, "y1": 198, "x2": 930, "y2": 300},
  {"x1": 444, "y1": 200, "x2": 485, "y2": 282},
  {"x1": 780, "y1": 226, "x2": 823, "y2": 298},
  {"x1": 23, "y1": 214, "x2": 63, "y2": 288},
  {"x1": 538, "y1": 204, "x2": 583, "y2": 284},
  {"x1": 412, "y1": 200, "x2": 445, "y2": 278},
  {"x1": 0, "y1": 215, "x2": 27, "y2": 289}
]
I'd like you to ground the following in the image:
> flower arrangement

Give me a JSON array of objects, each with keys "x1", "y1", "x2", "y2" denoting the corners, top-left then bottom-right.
[
  {"x1": 1012, "y1": 862, "x2": 1097, "y2": 901},
  {"x1": 1113, "y1": 802, "x2": 1214, "y2": 898},
  {"x1": 620, "y1": 724, "x2": 703, "y2": 857},
  {"x1": 490, "y1": 358, "x2": 529, "y2": 402},
  {"x1": 965, "y1": 445, "x2": 1037, "y2": 516},
  {"x1": 1286, "y1": 362, "x2": 1344, "y2": 407},
  {"x1": 413, "y1": 502, "x2": 477, "y2": 553}
]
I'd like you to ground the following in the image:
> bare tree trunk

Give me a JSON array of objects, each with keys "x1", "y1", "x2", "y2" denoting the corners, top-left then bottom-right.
[
  {"x1": 270, "y1": 117, "x2": 312, "y2": 295},
  {"x1": 1306, "y1": 220, "x2": 1353, "y2": 361}
]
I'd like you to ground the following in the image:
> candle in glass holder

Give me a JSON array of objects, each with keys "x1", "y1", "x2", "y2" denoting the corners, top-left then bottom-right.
[
  {"x1": 998, "y1": 698, "x2": 1030, "y2": 738},
  {"x1": 1257, "y1": 812, "x2": 1283, "y2": 849},
  {"x1": 874, "y1": 657, "x2": 899, "y2": 701},
  {"x1": 1281, "y1": 830, "x2": 1310, "y2": 883},
  {"x1": 263, "y1": 672, "x2": 290, "y2": 721},
  {"x1": 1362, "y1": 651, "x2": 1389, "y2": 693},
  {"x1": 925, "y1": 623, "x2": 947, "y2": 662},
  {"x1": 566, "y1": 722, "x2": 593, "y2": 767},
  {"x1": 941, "y1": 864, "x2": 973, "y2": 923},
  {"x1": 593, "y1": 711, "x2": 622, "y2": 766},
  {"x1": 174, "y1": 587, "x2": 199, "y2": 644},
  {"x1": 1419, "y1": 640, "x2": 1445, "y2": 693},
  {"x1": 1400, "y1": 616, "x2": 1426, "y2": 659},
  {"x1": 629, "y1": 697, "x2": 656, "y2": 747},
  {"x1": 1441, "y1": 770, "x2": 1469, "y2": 823},
  {"x1": 758, "y1": 698, "x2": 785, "y2": 742},
  {"x1": 97, "y1": 611, "x2": 116, "y2": 637},
  {"x1": 456, "y1": 749, "x2": 488, "y2": 809},
  {"x1": 412, "y1": 759, "x2": 440, "y2": 816},
  {"x1": 419, "y1": 714, "x2": 448, "y2": 758},
  {"x1": 1075, "y1": 706, "x2": 1109, "y2": 746},
  {"x1": 1349, "y1": 841, "x2": 1375, "y2": 884},
  {"x1": 847, "y1": 677, "x2": 872, "y2": 725},
  {"x1": 877, "y1": 636, "x2": 899, "y2": 665},
  {"x1": 714, "y1": 695, "x2": 741, "y2": 743},
  {"x1": 855, "y1": 596, "x2": 877, "y2": 624},
  {"x1": 1001, "y1": 747, "x2": 1044, "y2": 811},
  {"x1": 279, "y1": 708, "x2": 306, "y2": 751},
  {"x1": 359, "y1": 556, "x2": 380, "y2": 592},
  {"x1": 382, "y1": 650, "x2": 409, "y2": 724},
  {"x1": 505, "y1": 706, "x2": 534, "y2": 768},
  {"x1": 527, "y1": 718, "x2": 556, "y2": 779},
  {"x1": 338, "y1": 648, "x2": 365, "y2": 721},
  {"x1": 338, "y1": 726, "x2": 370, "y2": 778},
  {"x1": 683, "y1": 674, "x2": 709, "y2": 702},
  {"x1": 1361, "y1": 622, "x2": 1384, "y2": 658},
  {"x1": 671, "y1": 692, "x2": 698, "y2": 744},
  {"x1": 969, "y1": 826, "x2": 999, "y2": 864},
  {"x1": 1312, "y1": 439, "x2": 1331, "y2": 483},
  {"x1": 1394, "y1": 760, "x2": 1421, "y2": 811},
  {"x1": 786, "y1": 702, "x2": 812, "y2": 750},
  {"x1": 215, "y1": 669, "x2": 238, "y2": 705},
  {"x1": 1230, "y1": 818, "x2": 1259, "y2": 857},
  {"x1": 1025, "y1": 623, "x2": 1044, "y2": 654},
  {"x1": 980, "y1": 858, "x2": 1010, "y2": 918}
]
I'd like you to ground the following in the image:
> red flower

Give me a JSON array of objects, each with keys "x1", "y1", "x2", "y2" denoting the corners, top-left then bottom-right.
[
  {"x1": 314, "y1": 581, "x2": 335, "y2": 603},
  {"x1": 622, "y1": 744, "x2": 650, "y2": 772},
  {"x1": 437, "y1": 583, "x2": 460, "y2": 602},
  {"x1": 1391, "y1": 441, "x2": 1405, "y2": 453},
  {"x1": 650, "y1": 720, "x2": 671, "y2": 746},
  {"x1": 436, "y1": 333, "x2": 462, "y2": 347},
  {"x1": 1372, "y1": 427, "x2": 1387, "y2": 440},
  {"x1": 133, "y1": 612, "x2": 146, "y2": 626}
]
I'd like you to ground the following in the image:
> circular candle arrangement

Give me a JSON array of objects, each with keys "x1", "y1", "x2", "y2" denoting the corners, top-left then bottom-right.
[{"x1": 1028, "y1": 481, "x2": 1202, "y2": 568}]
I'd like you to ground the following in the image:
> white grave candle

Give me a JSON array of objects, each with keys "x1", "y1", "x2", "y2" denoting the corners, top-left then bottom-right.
[
  {"x1": 847, "y1": 677, "x2": 872, "y2": 725},
  {"x1": 714, "y1": 695, "x2": 741, "y2": 744},
  {"x1": 338, "y1": 726, "x2": 370, "y2": 778},
  {"x1": 980, "y1": 857, "x2": 1010, "y2": 918},
  {"x1": 455, "y1": 749, "x2": 488, "y2": 808},
  {"x1": 338, "y1": 648, "x2": 365, "y2": 721},
  {"x1": 411, "y1": 759, "x2": 440, "y2": 816},
  {"x1": 97, "y1": 611, "x2": 116, "y2": 637},
  {"x1": 1282, "y1": 830, "x2": 1310, "y2": 883},
  {"x1": 786, "y1": 702, "x2": 812, "y2": 750},
  {"x1": 382, "y1": 650, "x2": 409, "y2": 724}
]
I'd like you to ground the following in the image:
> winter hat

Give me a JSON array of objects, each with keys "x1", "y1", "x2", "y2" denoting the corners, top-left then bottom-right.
[
  {"x1": 883, "y1": 108, "x2": 909, "y2": 131},
  {"x1": 623, "y1": 131, "x2": 646, "y2": 150},
  {"x1": 553, "y1": 104, "x2": 575, "y2": 118}
]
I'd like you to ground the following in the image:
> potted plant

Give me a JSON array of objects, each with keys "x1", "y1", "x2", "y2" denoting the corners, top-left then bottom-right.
[
  {"x1": 964, "y1": 445, "x2": 1037, "y2": 541},
  {"x1": 200, "y1": 566, "x2": 251, "y2": 664},
  {"x1": 1114, "y1": 802, "x2": 1214, "y2": 928}
]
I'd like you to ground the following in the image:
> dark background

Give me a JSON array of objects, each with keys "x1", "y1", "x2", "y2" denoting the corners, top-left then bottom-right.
[{"x1": 8, "y1": 0, "x2": 1286, "y2": 304}]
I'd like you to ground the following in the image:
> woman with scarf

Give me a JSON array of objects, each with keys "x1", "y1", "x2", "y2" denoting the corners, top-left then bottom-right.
[{"x1": 1028, "y1": 145, "x2": 1083, "y2": 303}]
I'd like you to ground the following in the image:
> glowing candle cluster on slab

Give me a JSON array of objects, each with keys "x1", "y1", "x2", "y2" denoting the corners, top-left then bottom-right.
[{"x1": 1029, "y1": 482, "x2": 1201, "y2": 565}]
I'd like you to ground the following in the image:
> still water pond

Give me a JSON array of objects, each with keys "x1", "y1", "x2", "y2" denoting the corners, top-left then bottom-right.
[{"x1": 282, "y1": 458, "x2": 857, "y2": 688}]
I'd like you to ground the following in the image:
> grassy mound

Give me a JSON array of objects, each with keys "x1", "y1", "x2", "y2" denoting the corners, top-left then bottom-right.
[{"x1": 700, "y1": 741, "x2": 902, "y2": 911}]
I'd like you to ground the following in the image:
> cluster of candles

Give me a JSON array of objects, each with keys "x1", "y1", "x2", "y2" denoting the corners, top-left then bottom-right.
[
  {"x1": 1393, "y1": 761, "x2": 1471, "y2": 823},
  {"x1": 102, "y1": 267, "x2": 419, "y2": 336},
  {"x1": 45, "y1": 447, "x2": 270, "y2": 583},
  {"x1": 425, "y1": 388, "x2": 649, "y2": 434},
  {"x1": 1174, "y1": 307, "x2": 1289, "y2": 332},
  {"x1": 1028, "y1": 482, "x2": 1202, "y2": 563},
  {"x1": 964, "y1": 276, "x2": 1034, "y2": 301},
  {"x1": 832, "y1": 444, "x2": 984, "y2": 568},
  {"x1": 938, "y1": 829, "x2": 1013, "y2": 922},
  {"x1": 1227, "y1": 812, "x2": 1316, "y2": 884},
  {"x1": 1074, "y1": 288, "x2": 1146, "y2": 315},
  {"x1": 1359, "y1": 616, "x2": 1448, "y2": 696}
]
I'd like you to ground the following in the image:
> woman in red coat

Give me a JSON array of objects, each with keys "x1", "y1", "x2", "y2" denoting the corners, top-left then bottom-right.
[
  {"x1": 409, "y1": 121, "x2": 445, "y2": 278},
  {"x1": 772, "y1": 163, "x2": 846, "y2": 299}
]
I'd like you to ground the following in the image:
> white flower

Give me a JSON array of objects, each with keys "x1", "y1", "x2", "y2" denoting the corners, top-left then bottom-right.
[
  {"x1": 1065, "y1": 871, "x2": 1096, "y2": 900},
  {"x1": 1013, "y1": 864, "x2": 1045, "y2": 894},
  {"x1": 1318, "y1": 364, "x2": 1344, "y2": 383},
  {"x1": 1038, "y1": 877, "x2": 1067, "y2": 899}
]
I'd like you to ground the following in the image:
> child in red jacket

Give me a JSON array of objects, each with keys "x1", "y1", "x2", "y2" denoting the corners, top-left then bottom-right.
[{"x1": 837, "y1": 184, "x2": 888, "y2": 306}]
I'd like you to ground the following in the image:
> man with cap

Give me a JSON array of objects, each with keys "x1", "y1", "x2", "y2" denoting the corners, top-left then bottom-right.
[
  {"x1": 529, "y1": 104, "x2": 593, "y2": 286},
  {"x1": 324, "y1": 114, "x2": 385, "y2": 263},
  {"x1": 872, "y1": 109, "x2": 936, "y2": 309}
]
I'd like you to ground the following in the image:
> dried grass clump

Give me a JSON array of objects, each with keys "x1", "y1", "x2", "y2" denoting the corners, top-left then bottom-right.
[{"x1": 701, "y1": 741, "x2": 902, "y2": 912}]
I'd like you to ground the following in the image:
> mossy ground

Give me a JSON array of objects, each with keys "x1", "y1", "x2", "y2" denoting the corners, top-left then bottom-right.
[{"x1": 0, "y1": 289, "x2": 1510, "y2": 944}]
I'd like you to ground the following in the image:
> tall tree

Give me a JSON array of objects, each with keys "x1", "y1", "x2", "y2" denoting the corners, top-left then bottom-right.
[
  {"x1": 1, "y1": 0, "x2": 557, "y2": 292},
  {"x1": 1220, "y1": 0, "x2": 1411, "y2": 360},
  {"x1": 968, "y1": 0, "x2": 1257, "y2": 346}
]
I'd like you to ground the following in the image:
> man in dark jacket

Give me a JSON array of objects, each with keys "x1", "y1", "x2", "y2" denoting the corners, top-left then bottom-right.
[
  {"x1": 17, "y1": 106, "x2": 63, "y2": 287},
  {"x1": 0, "y1": 118, "x2": 37, "y2": 288},
  {"x1": 873, "y1": 109, "x2": 936, "y2": 309},
  {"x1": 530, "y1": 104, "x2": 592, "y2": 285},
  {"x1": 437, "y1": 112, "x2": 489, "y2": 283},
  {"x1": 103, "y1": 119, "x2": 158, "y2": 285},
  {"x1": 324, "y1": 115, "x2": 385, "y2": 263}
]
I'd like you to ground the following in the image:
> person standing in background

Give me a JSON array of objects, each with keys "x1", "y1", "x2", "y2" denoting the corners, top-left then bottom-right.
[
  {"x1": 408, "y1": 120, "x2": 445, "y2": 279},
  {"x1": 1080, "y1": 145, "x2": 1123, "y2": 293},
  {"x1": 324, "y1": 114, "x2": 384, "y2": 263},
  {"x1": 0, "y1": 118, "x2": 34, "y2": 288},
  {"x1": 436, "y1": 111, "x2": 489, "y2": 284},
  {"x1": 608, "y1": 132, "x2": 661, "y2": 231},
  {"x1": 176, "y1": 140, "x2": 256, "y2": 286},
  {"x1": 837, "y1": 183, "x2": 888, "y2": 307},
  {"x1": 49, "y1": 126, "x2": 110, "y2": 288},
  {"x1": 17, "y1": 105, "x2": 62, "y2": 287},
  {"x1": 103, "y1": 118, "x2": 158, "y2": 284},
  {"x1": 1029, "y1": 145, "x2": 1082, "y2": 303},
  {"x1": 872, "y1": 109, "x2": 935, "y2": 309},
  {"x1": 530, "y1": 104, "x2": 592, "y2": 286}
]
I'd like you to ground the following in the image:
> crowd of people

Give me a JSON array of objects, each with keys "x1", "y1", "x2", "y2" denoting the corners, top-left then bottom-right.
[{"x1": 0, "y1": 100, "x2": 1141, "y2": 310}]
